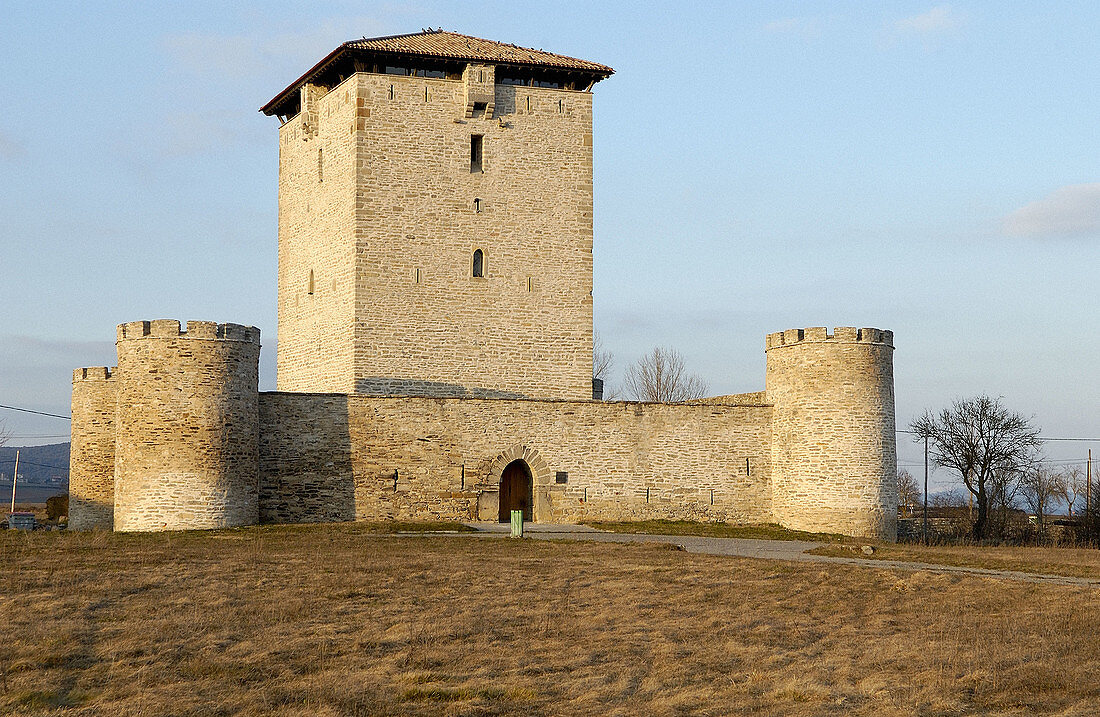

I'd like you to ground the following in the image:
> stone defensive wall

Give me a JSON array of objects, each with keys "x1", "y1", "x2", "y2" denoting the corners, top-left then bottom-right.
[
  {"x1": 69, "y1": 320, "x2": 896, "y2": 540},
  {"x1": 765, "y1": 327, "x2": 897, "y2": 540},
  {"x1": 113, "y1": 320, "x2": 261, "y2": 531},
  {"x1": 258, "y1": 393, "x2": 774, "y2": 525}
]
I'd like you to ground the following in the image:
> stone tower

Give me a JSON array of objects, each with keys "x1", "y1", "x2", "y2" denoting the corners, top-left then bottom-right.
[
  {"x1": 261, "y1": 30, "x2": 614, "y2": 399},
  {"x1": 765, "y1": 327, "x2": 897, "y2": 540},
  {"x1": 68, "y1": 367, "x2": 117, "y2": 530},
  {"x1": 112, "y1": 320, "x2": 261, "y2": 532}
]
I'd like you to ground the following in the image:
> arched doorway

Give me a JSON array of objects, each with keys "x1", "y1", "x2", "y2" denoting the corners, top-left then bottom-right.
[{"x1": 498, "y1": 459, "x2": 533, "y2": 522}]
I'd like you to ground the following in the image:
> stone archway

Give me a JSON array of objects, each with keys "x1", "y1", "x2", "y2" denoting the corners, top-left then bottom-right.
[
  {"x1": 487, "y1": 444, "x2": 552, "y2": 522},
  {"x1": 498, "y1": 460, "x2": 532, "y2": 522}
]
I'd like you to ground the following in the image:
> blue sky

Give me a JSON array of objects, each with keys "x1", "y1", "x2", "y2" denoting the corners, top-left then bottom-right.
[{"x1": 1, "y1": 2, "x2": 1097, "y2": 487}]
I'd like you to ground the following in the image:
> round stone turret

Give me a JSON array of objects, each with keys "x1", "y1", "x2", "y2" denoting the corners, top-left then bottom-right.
[
  {"x1": 765, "y1": 327, "x2": 897, "y2": 540},
  {"x1": 113, "y1": 320, "x2": 261, "y2": 531},
  {"x1": 69, "y1": 367, "x2": 118, "y2": 530}
]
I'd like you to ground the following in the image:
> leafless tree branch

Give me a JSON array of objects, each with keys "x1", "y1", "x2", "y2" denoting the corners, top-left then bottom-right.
[{"x1": 624, "y1": 347, "x2": 709, "y2": 403}]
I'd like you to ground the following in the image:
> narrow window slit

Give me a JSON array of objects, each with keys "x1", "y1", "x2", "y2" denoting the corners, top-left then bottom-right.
[{"x1": 470, "y1": 135, "x2": 483, "y2": 173}]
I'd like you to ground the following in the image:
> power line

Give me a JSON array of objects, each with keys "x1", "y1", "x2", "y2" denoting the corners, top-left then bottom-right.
[
  {"x1": 897, "y1": 429, "x2": 1100, "y2": 442},
  {"x1": 0, "y1": 404, "x2": 71, "y2": 421},
  {"x1": 900, "y1": 458, "x2": 1089, "y2": 468},
  {"x1": 0, "y1": 458, "x2": 69, "y2": 472}
]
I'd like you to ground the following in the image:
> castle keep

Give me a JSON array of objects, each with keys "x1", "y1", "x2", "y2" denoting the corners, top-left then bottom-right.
[{"x1": 68, "y1": 30, "x2": 898, "y2": 539}]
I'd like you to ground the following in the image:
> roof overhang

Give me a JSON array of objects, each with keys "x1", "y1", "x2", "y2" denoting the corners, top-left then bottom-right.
[{"x1": 260, "y1": 36, "x2": 614, "y2": 117}]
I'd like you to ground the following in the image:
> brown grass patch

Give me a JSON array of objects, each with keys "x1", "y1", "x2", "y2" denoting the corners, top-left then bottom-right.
[
  {"x1": 1, "y1": 522, "x2": 1098, "y2": 715},
  {"x1": 358, "y1": 520, "x2": 477, "y2": 534},
  {"x1": 809, "y1": 542, "x2": 1100, "y2": 579}
]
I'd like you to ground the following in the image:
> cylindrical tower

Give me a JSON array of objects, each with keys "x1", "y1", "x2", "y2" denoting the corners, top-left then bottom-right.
[
  {"x1": 69, "y1": 367, "x2": 118, "y2": 530},
  {"x1": 114, "y1": 319, "x2": 261, "y2": 531},
  {"x1": 765, "y1": 327, "x2": 897, "y2": 540}
]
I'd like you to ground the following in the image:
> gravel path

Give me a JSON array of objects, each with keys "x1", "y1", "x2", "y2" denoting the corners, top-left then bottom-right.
[{"x1": 459, "y1": 523, "x2": 1100, "y2": 588}]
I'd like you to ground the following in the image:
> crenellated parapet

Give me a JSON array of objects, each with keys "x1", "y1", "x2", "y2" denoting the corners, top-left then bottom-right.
[
  {"x1": 765, "y1": 326, "x2": 897, "y2": 540},
  {"x1": 73, "y1": 366, "x2": 114, "y2": 382},
  {"x1": 765, "y1": 326, "x2": 893, "y2": 349},
  {"x1": 116, "y1": 319, "x2": 260, "y2": 343}
]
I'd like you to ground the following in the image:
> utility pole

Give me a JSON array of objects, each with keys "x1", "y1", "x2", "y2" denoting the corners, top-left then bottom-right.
[
  {"x1": 1088, "y1": 449, "x2": 1092, "y2": 543},
  {"x1": 9, "y1": 449, "x2": 19, "y2": 513},
  {"x1": 923, "y1": 435, "x2": 929, "y2": 545}
]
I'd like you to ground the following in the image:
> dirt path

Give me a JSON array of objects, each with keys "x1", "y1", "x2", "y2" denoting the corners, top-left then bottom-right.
[{"x1": 461, "y1": 523, "x2": 1100, "y2": 587}]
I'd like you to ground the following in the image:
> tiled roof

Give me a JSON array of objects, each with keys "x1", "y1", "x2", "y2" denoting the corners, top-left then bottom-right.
[
  {"x1": 261, "y1": 29, "x2": 612, "y2": 116},
  {"x1": 345, "y1": 29, "x2": 613, "y2": 74}
]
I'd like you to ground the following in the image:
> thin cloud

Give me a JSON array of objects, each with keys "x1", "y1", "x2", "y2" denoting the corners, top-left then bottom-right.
[
  {"x1": 879, "y1": 5, "x2": 963, "y2": 49},
  {"x1": 895, "y1": 6, "x2": 962, "y2": 35},
  {"x1": 162, "y1": 18, "x2": 388, "y2": 81},
  {"x1": 1003, "y1": 183, "x2": 1100, "y2": 239}
]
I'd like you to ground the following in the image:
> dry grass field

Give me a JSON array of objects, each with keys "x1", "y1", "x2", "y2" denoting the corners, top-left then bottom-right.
[
  {"x1": 810, "y1": 542, "x2": 1100, "y2": 580},
  {"x1": 2, "y1": 523, "x2": 1099, "y2": 716},
  {"x1": 585, "y1": 520, "x2": 849, "y2": 542}
]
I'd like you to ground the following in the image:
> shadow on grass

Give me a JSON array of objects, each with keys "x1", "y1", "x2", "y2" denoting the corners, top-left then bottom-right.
[{"x1": 583, "y1": 520, "x2": 850, "y2": 542}]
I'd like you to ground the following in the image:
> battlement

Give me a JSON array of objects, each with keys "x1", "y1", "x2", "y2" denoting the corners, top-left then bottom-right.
[
  {"x1": 765, "y1": 326, "x2": 893, "y2": 350},
  {"x1": 116, "y1": 320, "x2": 260, "y2": 344},
  {"x1": 73, "y1": 366, "x2": 115, "y2": 382}
]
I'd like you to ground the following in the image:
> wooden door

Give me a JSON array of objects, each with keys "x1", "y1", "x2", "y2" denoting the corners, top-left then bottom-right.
[{"x1": 498, "y1": 461, "x2": 532, "y2": 522}]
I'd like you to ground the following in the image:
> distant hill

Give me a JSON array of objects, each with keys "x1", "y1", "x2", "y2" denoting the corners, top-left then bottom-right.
[{"x1": 0, "y1": 442, "x2": 70, "y2": 487}]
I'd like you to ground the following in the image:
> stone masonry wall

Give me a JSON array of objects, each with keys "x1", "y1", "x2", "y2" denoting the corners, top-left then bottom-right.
[
  {"x1": 68, "y1": 367, "x2": 117, "y2": 530},
  {"x1": 765, "y1": 327, "x2": 897, "y2": 540},
  {"x1": 113, "y1": 320, "x2": 261, "y2": 531},
  {"x1": 277, "y1": 69, "x2": 595, "y2": 399},
  {"x1": 276, "y1": 79, "x2": 358, "y2": 393},
  {"x1": 349, "y1": 73, "x2": 595, "y2": 400},
  {"x1": 258, "y1": 393, "x2": 774, "y2": 525}
]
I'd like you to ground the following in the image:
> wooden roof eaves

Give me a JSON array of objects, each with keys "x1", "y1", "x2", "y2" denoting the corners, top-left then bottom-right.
[
  {"x1": 260, "y1": 44, "x2": 613, "y2": 116},
  {"x1": 259, "y1": 44, "x2": 349, "y2": 116}
]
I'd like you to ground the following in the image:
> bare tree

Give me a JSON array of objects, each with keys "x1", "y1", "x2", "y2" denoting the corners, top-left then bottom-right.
[
  {"x1": 1019, "y1": 466, "x2": 1063, "y2": 539},
  {"x1": 911, "y1": 396, "x2": 1042, "y2": 541},
  {"x1": 1056, "y1": 466, "x2": 1086, "y2": 517},
  {"x1": 624, "y1": 347, "x2": 709, "y2": 403},
  {"x1": 897, "y1": 469, "x2": 921, "y2": 517},
  {"x1": 593, "y1": 331, "x2": 617, "y2": 400},
  {"x1": 0, "y1": 420, "x2": 8, "y2": 448}
]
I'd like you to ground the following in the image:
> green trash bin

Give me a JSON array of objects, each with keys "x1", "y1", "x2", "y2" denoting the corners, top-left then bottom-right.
[{"x1": 510, "y1": 509, "x2": 524, "y2": 538}]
